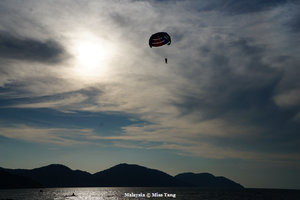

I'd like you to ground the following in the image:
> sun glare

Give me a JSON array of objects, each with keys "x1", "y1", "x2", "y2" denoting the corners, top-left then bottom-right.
[
  {"x1": 77, "y1": 42, "x2": 104, "y2": 67},
  {"x1": 71, "y1": 34, "x2": 114, "y2": 82}
]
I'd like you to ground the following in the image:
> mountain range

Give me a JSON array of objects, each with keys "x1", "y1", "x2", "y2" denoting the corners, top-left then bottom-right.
[{"x1": 0, "y1": 163, "x2": 243, "y2": 189}]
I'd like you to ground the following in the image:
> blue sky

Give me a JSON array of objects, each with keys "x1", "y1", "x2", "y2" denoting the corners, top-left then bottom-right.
[{"x1": 0, "y1": 0, "x2": 300, "y2": 189}]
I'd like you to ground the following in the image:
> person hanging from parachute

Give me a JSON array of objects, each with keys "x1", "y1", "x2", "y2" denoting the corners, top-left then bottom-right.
[{"x1": 149, "y1": 32, "x2": 171, "y2": 64}]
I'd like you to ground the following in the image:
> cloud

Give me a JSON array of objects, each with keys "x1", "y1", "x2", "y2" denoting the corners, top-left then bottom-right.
[
  {"x1": 0, "y1": 31, "x2": 66, "y2": 63},
  {"x1": 210, "y1": 0, "x2": 289, "y2": 14},
  {"x1": 4, "y1": 87, "x2": 103, "y2": 112},
  {"x1": 8, "y1": 93, "x2": 87, "y2": 110},
  {"x1": 274, "y1": 89, "x2": 300, "y2": 107},
  {"x1": 153, "y1": 0, "x2": 292, "y2": 15},
  {"x1": 0, "y1": 124, "x2": 95, "y2": 145},
  {"x1": 289, "y1": 11, "x2": 300, "y2": 32}
]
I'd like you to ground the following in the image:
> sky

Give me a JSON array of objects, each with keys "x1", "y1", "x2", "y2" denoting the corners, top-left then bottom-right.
[{"x1": 0, "y1": 0, "x2": 300, "y2": 189}]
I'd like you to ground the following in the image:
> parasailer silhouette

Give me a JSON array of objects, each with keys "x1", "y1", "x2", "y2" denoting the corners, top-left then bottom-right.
[{"x1": 149, "y1": 32, "x2": 171, "y2": 64}]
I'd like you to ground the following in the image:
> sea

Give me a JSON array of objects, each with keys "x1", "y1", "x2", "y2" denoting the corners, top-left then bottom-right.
[{"x1": 1, "y1": 187, "x2": 300, "y2": 200}]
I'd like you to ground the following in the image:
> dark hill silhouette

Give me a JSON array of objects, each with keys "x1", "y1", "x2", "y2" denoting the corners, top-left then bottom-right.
[
  {"x1": 0, "y1": 164, "x2": 243, "y2": 189},
  {"x1": 3, "y1": 164, "x2": 93, "y2": 187},
  {"x1": 175, "y1": 172, "x2": 244, "y2": 189},
  {"x1": 93, "y1": 163, "x2": 186, "y2": 187},
  {"x1": 0, "y1": 169, "x2": 41, "y2": 189}
]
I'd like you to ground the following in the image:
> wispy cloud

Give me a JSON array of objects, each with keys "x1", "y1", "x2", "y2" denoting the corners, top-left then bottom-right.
[{"x1": 0, "y1": 124, "x2": 95, "y2": 145}]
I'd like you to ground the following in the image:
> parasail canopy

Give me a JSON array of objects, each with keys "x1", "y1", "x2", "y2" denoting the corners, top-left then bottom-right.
[{"x1": 149, "y1": 32, "x2": 171, "y2": 48}]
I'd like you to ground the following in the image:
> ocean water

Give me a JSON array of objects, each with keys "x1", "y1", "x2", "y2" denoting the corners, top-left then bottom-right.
[{"x1": 1, "y1": 187, "x2": 300, "y2": 200}]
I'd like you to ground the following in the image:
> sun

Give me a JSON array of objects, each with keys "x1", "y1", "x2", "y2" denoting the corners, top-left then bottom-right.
[
  {"x1": 77, "y1": 41, "x2": 104, "y2": 67},
  {"x1": 71, "y1": 33, "x2": 114, "y2": 82}
]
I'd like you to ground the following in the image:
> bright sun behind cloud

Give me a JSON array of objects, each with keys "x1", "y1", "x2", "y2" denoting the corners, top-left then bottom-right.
[
  {"x1": 77, "y1": 41, "x2": 104, "y2": 67},
  {"x1": 71, "y1": 33, "x2": 115, "y2": 82}
]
